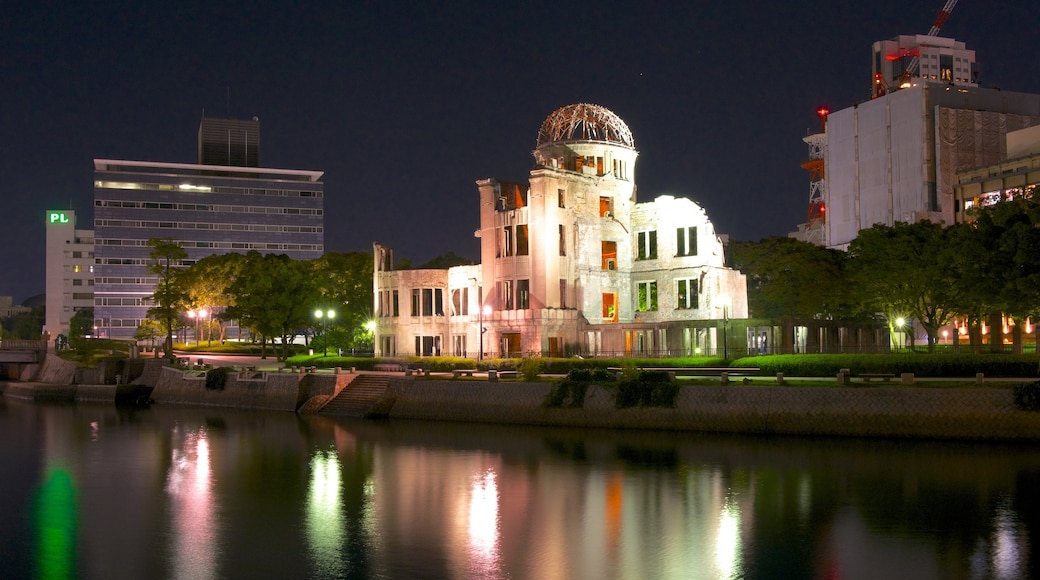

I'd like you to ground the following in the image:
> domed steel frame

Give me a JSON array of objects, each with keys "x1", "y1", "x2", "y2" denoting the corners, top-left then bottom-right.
[{"x1": 536, "y1": 103, "x2": 635, "y2": 149}]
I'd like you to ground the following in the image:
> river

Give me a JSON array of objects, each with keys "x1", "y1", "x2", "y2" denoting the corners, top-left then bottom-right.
[{"x1": 1, "y1": 399, "x2": 1037, "y2": 579}]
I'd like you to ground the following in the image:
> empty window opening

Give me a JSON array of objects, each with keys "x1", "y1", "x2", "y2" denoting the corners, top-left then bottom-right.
[
  {"x1": 637, "y1": 280, "x2": 658, "y2": 312},
  {"x1": 601, "y1": 241, "x2": 617, "y2": 270}
]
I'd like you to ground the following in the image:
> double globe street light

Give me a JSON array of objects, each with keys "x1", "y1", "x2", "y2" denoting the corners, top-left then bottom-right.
[
  {"x1": 314, "y1": 309, "x2": 335, "y2": 356},
  {"x1": 186, "y1": 308, "x2": 209, "y2": 346}
]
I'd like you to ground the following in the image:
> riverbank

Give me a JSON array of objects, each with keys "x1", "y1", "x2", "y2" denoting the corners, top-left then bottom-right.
[{"x1": 5, "y1": 367, "x2": 1040, "y2": 440}]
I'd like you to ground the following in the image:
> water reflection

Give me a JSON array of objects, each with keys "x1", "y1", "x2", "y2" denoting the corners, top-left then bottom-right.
[
  {"x1": 165, "y1": 426, "x2": 217, "y2": 580},
  {"x1": 306, "y1": 448, "x2": 346, "y2": 577},
  {"x1": 2, "y1": 404, "x2": 1038, "y2": 579},
  {"x1": 466, "y1": 468, "x2": 501, "y2": 577}
]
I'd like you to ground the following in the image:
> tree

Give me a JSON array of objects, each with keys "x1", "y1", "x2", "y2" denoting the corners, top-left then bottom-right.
[
  {"x1": 178, "y1": 252, "x2": 246, "y2": 344},
  {"x1": 418, "y1": 251, "x2": 475, "y2": 269},
  {"x1": 146, "y1": 238, "x2": 188, "y2": 359},
  {"x1": 312, "y1": 252, "x2": 375, "y2": 350},
  {"x1": 225, "y1": 252, "x2": 321, "y2": 360},
  {"x1": 848, "y1": 222, "x2": 960, "y2": 351},
  {"x1": 954, "y1": 196, "x2": 1040, "y2": 352},
  {"x1": 730, "y1": 237, "x2": 857, "y2": 319},
  {"x1": 69, "y1": 308, "x2": 94, "y2": 350},
  {"x1": 134, "y1": 319, "x2": 162, "y2": 355}
]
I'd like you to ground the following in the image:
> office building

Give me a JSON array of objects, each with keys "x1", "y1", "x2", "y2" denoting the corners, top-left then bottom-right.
[
  {"x1": 92, "y1": 117, "x2": 324, "y2": 339},
  {"x1": 43, "y1": 210, "x2": 95, "y2": 339}
]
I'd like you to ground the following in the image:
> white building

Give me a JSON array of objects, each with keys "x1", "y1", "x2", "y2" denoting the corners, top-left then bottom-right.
[
  {"x1": 796, "y1": 37, "x2": 1040, "y2": 248},
  {"x1": 872, "y1": 35, "x2": 977, "y2": 96},
  {"x1": 44, "y1": 210, "x2": 95, "y2": 339},
  {"x1": 374, "y1": 103, "x2": 748, "y2": 359},
  {"x1": 818, "y1": 84, "x2": 1040, "y2": 248}
]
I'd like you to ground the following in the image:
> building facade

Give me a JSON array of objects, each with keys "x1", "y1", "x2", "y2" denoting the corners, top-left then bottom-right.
[
  {"x1": 43, "y1": 210, "x2": 95, "y2": 338},
  {"x1": 793, "y1": 37, "x2": 1040, "y2": 248},
  {"x1": 92, "y1": 117, "x2": 324, "y2": 340},
  {"x1": 953, "y1": 125, "x2": 1040, "y2": 217},
  {"x1": 871, "y1": 35, "x2": 977, "y2": 96},
  {"x1": 374, "y1": 104, "x2": 748, "y2": 358},
  {"x1": 816, "y1": 84, "x2": 1040, "y2": 248}
]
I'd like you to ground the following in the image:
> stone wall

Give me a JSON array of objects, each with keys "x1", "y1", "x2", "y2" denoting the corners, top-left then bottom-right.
[
  {"x1": 386, "y1": 380, "x2": 1040, "y2": 440},
  {"x1": 151, "y1": 367, "x2": 301, "y2": 411}
]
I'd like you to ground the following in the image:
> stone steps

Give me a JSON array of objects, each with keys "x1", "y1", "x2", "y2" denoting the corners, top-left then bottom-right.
[{"x1": 319, "y1": 374, "x2": 391, "y2": 417}]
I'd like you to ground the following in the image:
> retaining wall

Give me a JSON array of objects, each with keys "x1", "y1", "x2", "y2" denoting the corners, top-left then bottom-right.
[
  {"x1": 151, "y1": 367, "x2": 301, "y2": 411},
  {"x1": 386, "y1": 380, "x2": 1040, "y2": 440}
]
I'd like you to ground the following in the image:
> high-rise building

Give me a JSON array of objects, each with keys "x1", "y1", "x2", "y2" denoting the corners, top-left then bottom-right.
[
  {"x1": 91, "y1": 117, "x2": 324, "y2": 340},
  {"x1": 43, "y1": 210, "x2": 95, "y2": 339},
  {"x1": 871, "y1": 35, "x2": 977, "y2": 96},
  {"x1": 374, "y1": 104, "x2": 749, "y2": 358},
  {"x1": 795, "y1": 36, "x2": 1040, "y2": 249}
]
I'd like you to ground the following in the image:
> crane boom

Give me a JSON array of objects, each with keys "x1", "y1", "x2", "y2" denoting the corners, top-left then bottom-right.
[{"x1": 901, "y1": 0, "x2": 959, "y2": 83}]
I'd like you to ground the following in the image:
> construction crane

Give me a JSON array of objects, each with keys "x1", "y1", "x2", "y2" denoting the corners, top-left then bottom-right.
[{"x1": 895, "y1": 0, "x2": 959, "y2": 89}]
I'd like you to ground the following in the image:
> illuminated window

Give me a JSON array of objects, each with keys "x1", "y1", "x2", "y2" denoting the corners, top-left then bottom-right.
[
  {"x1": 602, "y1": 293, "x2": 618, "y2": 322},
  {"x1": 601, "y1": 241, "x2": 617, "y2": 270},
  {"x1": 636, "y1": 281, "x2": 657, "y2": 312},
  {"x1": 559, "y1": 225, "x2": 566, "y2": 256},
  {"x1": 676, "y1": 279, "x2": 699, "y2": 310},
  {"x1": 558, "y1": 189, "x2": 565, "y2": 208},
  {"x1": 637, "y1": 230, "x2": 657, "y2": 260},
  {"x1": 599, "y1": 196, "x2": 613, "y2": 217}
]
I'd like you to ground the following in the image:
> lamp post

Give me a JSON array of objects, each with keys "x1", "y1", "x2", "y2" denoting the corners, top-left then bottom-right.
[
  {"x1": 199, "y1": 309, "x2": 209, "y2": 346},
  {"x1": 314, "y1": 309, "x2": 335, "y2": 356},
  {"x1": 187, "y1": 310, "x2": 198, "y2": 346},
  {"x1": 478, "y1": 304, "x2": 491, "y2": 360}
]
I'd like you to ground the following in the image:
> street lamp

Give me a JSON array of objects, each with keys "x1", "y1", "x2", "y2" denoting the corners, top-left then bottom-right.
[
  {"x1": 187, "y1": 309, "x2": 209, "y2": 347},
  {"x1": 187, "y1": 310, "x2": 198, "y2": 346},
  {"x1": 478, "y1": 304, "x2": 491, "y2": 360},
  {"x1": 314, "y1": 309, "x2": 335, "y2": 356}
]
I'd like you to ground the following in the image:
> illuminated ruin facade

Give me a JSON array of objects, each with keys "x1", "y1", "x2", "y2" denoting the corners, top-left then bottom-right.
[{"x1": 374, "y1": 104, "x2": 748, "y2": 358}]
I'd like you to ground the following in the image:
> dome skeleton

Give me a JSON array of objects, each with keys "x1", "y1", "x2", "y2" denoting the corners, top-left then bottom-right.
[{"x1": 536, "y1": 103, "x2": 635, "y2": 149}]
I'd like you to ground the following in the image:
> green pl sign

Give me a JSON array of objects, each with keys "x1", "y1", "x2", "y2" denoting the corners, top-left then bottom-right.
[{"x1": 48, "y1": 212, "x2": 70, "y2": 224}]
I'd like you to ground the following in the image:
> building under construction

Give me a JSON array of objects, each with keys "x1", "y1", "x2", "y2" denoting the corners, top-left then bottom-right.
[{"x1": 796, "y1": 34, "x2": 1040, "y2": 249}]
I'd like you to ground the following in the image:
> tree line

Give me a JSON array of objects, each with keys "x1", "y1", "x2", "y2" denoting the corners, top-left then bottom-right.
[
  {"x1": 730, "y1": 195, "x2": 1040, "y2": 351},
  {"x1": 144, "y1": 239, "x2": 374, "y2": 360}
]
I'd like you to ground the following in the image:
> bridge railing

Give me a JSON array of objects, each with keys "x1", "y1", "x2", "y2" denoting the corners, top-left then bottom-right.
[{"x1": 0, "y1": 339, "x2": 48, "y2": 351}]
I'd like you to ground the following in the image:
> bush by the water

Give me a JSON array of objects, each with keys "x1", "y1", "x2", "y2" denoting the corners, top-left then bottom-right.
[
  {"x1": 544, "y1": 380, "x2": 589, "y2": 408},
  {"x1": 615, "y1": 371, "x2": 680, "y2": 409},
  {"x1": 1012, "y1": 381, "x2": 1040, "y2": 411},
  {"x1": 205, "y1": 367, "x2": 232, "y2": 391}
]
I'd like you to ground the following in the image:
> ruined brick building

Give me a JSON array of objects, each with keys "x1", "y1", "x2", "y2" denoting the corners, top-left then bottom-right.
[{"x1": 374, "y1": 103, "x2": 749, "y2": 358}]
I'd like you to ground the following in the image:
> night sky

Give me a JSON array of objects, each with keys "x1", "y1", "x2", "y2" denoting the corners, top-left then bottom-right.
[{"x1": 3, "y1": 1, "x2": 1038, "y2": 303}]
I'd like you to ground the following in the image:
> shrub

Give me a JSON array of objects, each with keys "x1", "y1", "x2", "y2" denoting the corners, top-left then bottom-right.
[
  {"x1": 543, "y1": 380, "x2": 589, "y2": 408},
  {"x1": 615, "y1": 376, "x2": 681, "y2": 409},
  {"x1": 518, "y1": 357, "x2": 544, "y2": 381},
  {"x1": 1012, "y1": 381, "x2": 1040, "y2": 412},
  {"x1": 205, "y1": 367, "x2": 232, "y2": 391}
]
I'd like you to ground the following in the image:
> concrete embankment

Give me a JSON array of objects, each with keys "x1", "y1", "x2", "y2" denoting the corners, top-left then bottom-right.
[
  {"x1": 7, "y1": 368, "x2": 1040, "y2": 440},
  {"x1": 149, "y1": 366, "x2": 352, "y2": 411},
  {"x1": 387, "y1": 380, "x2": 1040, "y2": 441}
]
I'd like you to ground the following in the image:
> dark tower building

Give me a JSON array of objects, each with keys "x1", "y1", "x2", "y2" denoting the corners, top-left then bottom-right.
[{"x1": 197, "y1": 117, "x2": 260, "y2": 167}]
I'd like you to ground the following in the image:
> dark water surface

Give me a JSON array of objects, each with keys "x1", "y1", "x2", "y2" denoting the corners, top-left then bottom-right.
[{"x1": 1, "y1": 399, "x2": 1038, "y2": 579}]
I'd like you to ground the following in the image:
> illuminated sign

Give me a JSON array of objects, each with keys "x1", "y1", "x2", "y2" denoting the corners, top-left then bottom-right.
[{"x1": 48, "y1": 212, "x2": 70, "y2": 224}]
